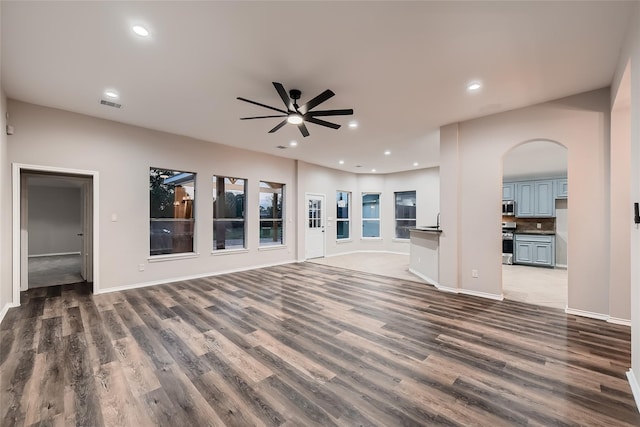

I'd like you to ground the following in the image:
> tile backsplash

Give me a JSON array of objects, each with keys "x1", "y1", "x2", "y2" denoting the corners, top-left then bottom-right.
[{"x1": 502, "y1": 216, "x2": 555, "y2": 232}]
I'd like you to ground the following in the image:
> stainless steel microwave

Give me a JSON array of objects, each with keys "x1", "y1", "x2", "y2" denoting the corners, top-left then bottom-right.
[{"x1": 502, "y1": 200, "x2": 515, "y2": 216}]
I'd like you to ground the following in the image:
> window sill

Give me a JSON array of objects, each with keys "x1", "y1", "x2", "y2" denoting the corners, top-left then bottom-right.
[
  {"x1": 392, "y1": 238, "x2": 410, "y2": 243},
  {"x1": 148, "y1": 252, "x2": 199, "y2": 262},
  {"x1": 258, "y1": 244, "x2": 287, "y2": 251},
  {"x1": 211, "y1": 248, "x2": 249, "y2": 256},
  {"x1": 336, "y1": 239, "x2": 352, "y2": 244},
  {"x1": 361, "y1": 237, "x2": 382, "y2": 241}
]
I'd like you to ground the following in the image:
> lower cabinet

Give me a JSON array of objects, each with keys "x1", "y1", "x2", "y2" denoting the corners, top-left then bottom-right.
[{"x1": 514, "y1": 234, "x2": 555, "y2": 267}]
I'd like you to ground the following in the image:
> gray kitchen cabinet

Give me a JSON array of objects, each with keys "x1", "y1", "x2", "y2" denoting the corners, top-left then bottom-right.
[
  {"x1": 514, "y1": 234, "x2": 555, "y2": 267},
  {"x1": 515, "y1": 179, "x2": 554, "y2": 217},
  {"x1": 502, "y1": 183, "x2": 515, "y2": 201},
  {"x1": 554, "y1": 178, "x2": 568, "y2": 199}
]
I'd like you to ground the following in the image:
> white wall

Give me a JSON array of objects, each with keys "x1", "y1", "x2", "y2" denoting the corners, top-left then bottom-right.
[
  {"x1": 6, "y1": 100, "x2": 298, "y2": 295},
  {"x1": 440, "y1": 89, "x2": 613, "y2": 309},
  {"x1": 554, "y1": 199, "x2": 568, "y2": 268},
  {"x1": 611, "y1": 0, "x2": 640, "y2": 405},
  {"x1": 27, "y1": 185, "x2": 82, "y2": 256},
  {"x1": 296, "y1": 161, "x2": 439, "y2": 259},
  {"x1": 1, "y1": 87, "x2": 13, "y2": 317}
]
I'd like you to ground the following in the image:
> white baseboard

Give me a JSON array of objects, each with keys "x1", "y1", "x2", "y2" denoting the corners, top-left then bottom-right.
[
  {"x1": 408, "y1": 268, "x2": 438, "y2": 286},
  {"x1": 94, "y1": 259, "x2": 296, "y2": 295},
  {"x1": 29, "y1": 251, "x2": 81, "y2": 258},
  {"x1": 608, "y1": 317, "x2": 632, "y2": 327},
  {"x1": 458, "y1": 288, "x2": 504, "y2": 301},
  {"x1": 565, "y1": 307, "x2": 609, "y2": 321},
  {"x1": 627, "y1": 369, "x2": 640, "y2": 413},
  {"x1": 0, "y1": 303, "x2": 17, "y2": 325}
]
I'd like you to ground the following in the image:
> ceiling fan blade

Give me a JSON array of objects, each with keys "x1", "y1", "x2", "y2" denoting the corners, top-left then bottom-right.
[
  {"x1": 273, "y1": 82, "x2": 293, "y2": 111},
  {"x1": 305, "y1": 116, "x2": 341, "y2": 130},
  {"x1": 298, "y1": 89, "x2": 335, "y2": 114},
  {"x1": 298, "y1": 122, "x2": 310, "y2": 137},
  {"x1": 307, "y1": 109, "x2": 354, "y2": 117},
  {"x1": 240, "y1": 115, "x2": 287, "y2": 120},
  {"x1": 268, "y1": 119, "x2": 288, "y2": 133},
  {"x1": 237, "y1": 97, "x2": 288, "y2": 114}
]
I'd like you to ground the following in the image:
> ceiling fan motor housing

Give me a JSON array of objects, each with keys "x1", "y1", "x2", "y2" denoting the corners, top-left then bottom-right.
[{"x1": 289, "y1": 89, "x2": 302, "y2": 101}]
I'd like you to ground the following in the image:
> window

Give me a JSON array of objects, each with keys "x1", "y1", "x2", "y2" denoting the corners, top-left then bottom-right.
[
  {"x1": 395, "y1": 191, "x2": 416, "y2": 239},
  {"x1": 213, "y1": 176, "x2": 246, "y2": 251},
  {"x1": 362, "y1": 193, "x2": 380, "y2": 238},
  {"x1": 150, "y1": 168, "x2": 195, "y2": 256},
  {"x1": 336, "y1": 191, "x2": 350, "y2": 240},
  {"x1": 259, "y1": 181, "x2": 284, "y2": 246}
]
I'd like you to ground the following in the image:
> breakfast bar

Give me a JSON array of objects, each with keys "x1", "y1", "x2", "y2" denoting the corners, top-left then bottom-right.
[{"x1": 408, "y1": 227, "x2": 441, "y2": 286}]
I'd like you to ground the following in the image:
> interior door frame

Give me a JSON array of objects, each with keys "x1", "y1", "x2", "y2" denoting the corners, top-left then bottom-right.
[
  {"x1": 305, "y1": 192, "x2": 326, "y2": 259},
  {"x1": 12, "y1": 163, "x2": 99, "y2": 305}
]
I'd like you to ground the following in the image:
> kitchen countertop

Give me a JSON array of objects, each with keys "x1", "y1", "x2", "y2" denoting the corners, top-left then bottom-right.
[
  {"x1": 411, "y1": 227, "x2": 443, "y2": 234},
  {"x1": 514, "y1": 230, "x2": 555, "y2": 235}
]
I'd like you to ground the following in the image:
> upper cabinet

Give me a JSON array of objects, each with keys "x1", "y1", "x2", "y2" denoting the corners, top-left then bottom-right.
[
  {"x1": 513, "y1": 179, "x2": 556, "y2": 217},
  {"x1": 554, "y1": 178, "x2": 568, "y2": 199},
  {"x1": 502, "y1": 183, "x2": 515, "y2": 201}
]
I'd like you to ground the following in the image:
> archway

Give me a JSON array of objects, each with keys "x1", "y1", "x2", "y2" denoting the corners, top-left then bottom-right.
[{"x1": 501, "y1": 140, "x2": 568, "y2": 309}]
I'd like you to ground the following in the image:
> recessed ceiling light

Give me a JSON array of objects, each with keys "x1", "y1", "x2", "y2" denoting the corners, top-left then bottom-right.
[
  {"x1": 467, "y1": 82, "x2": 482, "y2": 92},
  {"x1": 104, "y1": 90, "x2": 118, "y2": 99},
  {"x1": 371, "y1": 168, "x2": 376, "y2": 173},
  {"x1": 339, "y1": 160, "x2": 345, "y2": 165},
  {"x1": 289, "y1": 140, "x2": 298, "y2": 147},
  {"x1": 413, "y1": 162, "x2": 419, "y2": 167},
  {"x1": 384, "y1": 150, "x2": 391, "y2": 156},
  {"x1": 348, "y1": 121, "x2": 358, "y2": 129},
  {"x1": 132, "y1": 25, "x2": 149, "y2": 37}
]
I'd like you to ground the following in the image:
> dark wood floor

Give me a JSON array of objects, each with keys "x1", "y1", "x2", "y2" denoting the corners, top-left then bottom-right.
[{"x1": 1, "y1": 262, "x2": 639, "y2": 426}]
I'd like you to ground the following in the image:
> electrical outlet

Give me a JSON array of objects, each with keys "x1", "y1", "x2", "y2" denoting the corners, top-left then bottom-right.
[
  {"x1": 138, "y1": 264, "x2": 145, "y2": 272},
  {"x1": 471, "y1": 269, "x2": 479, "y2": 278},
  {"x1": 537, "y1": 223, "x2": 542, "y2": 229}
]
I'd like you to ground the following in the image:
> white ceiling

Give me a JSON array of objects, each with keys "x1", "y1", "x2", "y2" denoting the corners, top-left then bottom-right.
[
  {"x1": 1, "y1": 1, "x2": 633, "y2": 175},
  {"x1": 503, "y1": 140, "x2": 567, "y2": 181}
]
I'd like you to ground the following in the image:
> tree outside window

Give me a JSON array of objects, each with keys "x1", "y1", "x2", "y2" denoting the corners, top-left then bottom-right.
[{"x1": 150, "y1": 168, "x2": 195, "y2": 255}]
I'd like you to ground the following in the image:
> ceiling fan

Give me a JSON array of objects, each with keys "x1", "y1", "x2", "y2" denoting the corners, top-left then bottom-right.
[{"x1": 237, "y1": 82, "x2": 354, "y2": 137}]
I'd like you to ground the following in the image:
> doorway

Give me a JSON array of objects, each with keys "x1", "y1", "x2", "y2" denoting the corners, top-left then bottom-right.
[
  {"x1": 501, "y1": 140, "x2": 568, "y2": 309},
  {"x1": 13, "y1": 164, "x2": 98, "y2": 303},
  {"x1": 305, "y1": 193, "x2": 326, "y2": 259}
]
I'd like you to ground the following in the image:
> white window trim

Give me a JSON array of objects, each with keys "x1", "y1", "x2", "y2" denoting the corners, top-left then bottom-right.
[
  {"x1": 336, "y1": 190, "x2": 351, "y2": 241},
  {"x1": 211, "y1": 248, "x2": 249, "y2": 256},
  {"x1": 259, "y1": 182, "x2": 285, "y2": 247},
  {"x1": 361, "y1": 192, "x2": 381, "y2": 239},
  {"x1": 394, "y1": 190, "x2": 417, "y2": 240},
  {"x1": 148, "y1": 252, "x2": 199, "y2": 262}
]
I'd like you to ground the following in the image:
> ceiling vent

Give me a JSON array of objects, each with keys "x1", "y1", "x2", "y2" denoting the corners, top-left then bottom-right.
[
  {"x1": 276, "y1": 145, "x2": 287, "y2": 149},
  {"x1": 100, "y1": 99, "x2": 122, "y2": 109}
]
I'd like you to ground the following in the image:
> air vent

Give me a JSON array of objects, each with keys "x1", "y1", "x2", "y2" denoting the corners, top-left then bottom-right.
[
  {"x1": 100, "y1": 99, "x2": 122, "y2": 109},
  {"x1": 276, "y1": 145, "x2": 287, "y2": 149}
]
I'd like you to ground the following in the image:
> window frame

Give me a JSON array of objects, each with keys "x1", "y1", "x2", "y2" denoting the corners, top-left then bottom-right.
[
  {"x1": 336, "y1": 190, "x2": 351, "y2": 241},
  {"x1": 149, "y1": 167, "x2": 197, "y2": 258},
  {"x1": 361, "y1": 192, "x2": 381, "y2": 239},
  {"x1": 259, "y1": 181, "x2": 285, "y2": 247},
  {"x1": 212, "y1": 175, "x2": 247, "y2": 252},
  {"x1": 394, "y1": 190, "x2": 417, "y2": 240}
]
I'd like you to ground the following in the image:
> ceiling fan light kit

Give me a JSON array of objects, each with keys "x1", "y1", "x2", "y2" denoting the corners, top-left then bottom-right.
[{"x1": 237, "y1": 82, "x2": 354, "y2": 137}]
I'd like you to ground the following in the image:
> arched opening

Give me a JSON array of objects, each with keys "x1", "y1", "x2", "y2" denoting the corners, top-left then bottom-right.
[{"x1": 501, "y1": 140, "x2": 568, "y2": 309}]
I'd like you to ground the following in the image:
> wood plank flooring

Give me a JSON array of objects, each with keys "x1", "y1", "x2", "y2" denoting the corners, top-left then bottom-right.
[{"x1": 1, "y1": 262, "x2": 639, "y2": 426}]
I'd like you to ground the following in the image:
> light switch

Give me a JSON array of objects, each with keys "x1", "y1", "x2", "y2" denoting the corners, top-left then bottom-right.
[{"x1": 111, "y1": 213, "x2": 118, "y2": 222}]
